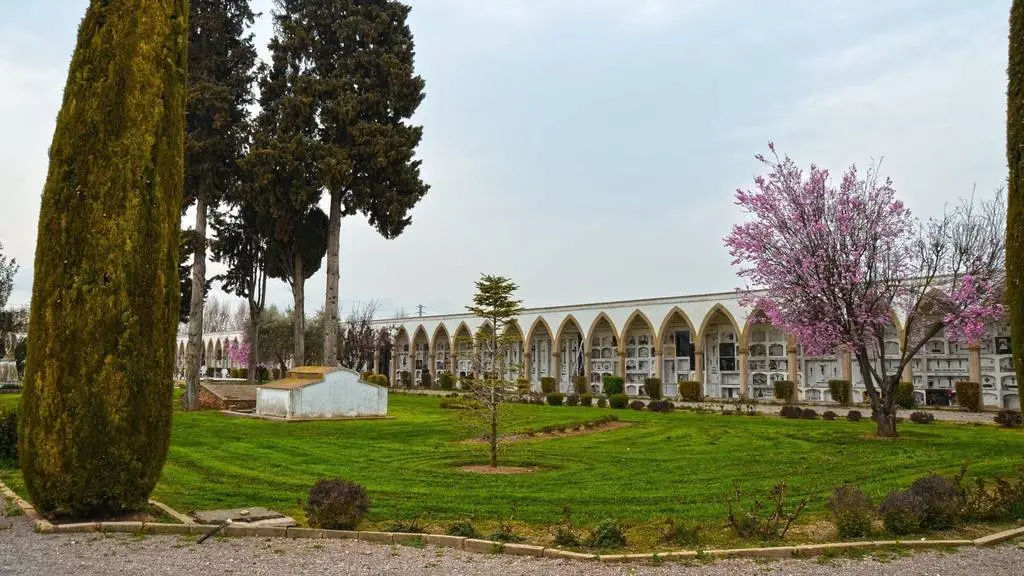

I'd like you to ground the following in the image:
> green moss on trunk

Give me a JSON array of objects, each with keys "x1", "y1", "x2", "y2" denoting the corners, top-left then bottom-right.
[{"x1": 18, "y1": 0, "x2": 187, "y2": 518}]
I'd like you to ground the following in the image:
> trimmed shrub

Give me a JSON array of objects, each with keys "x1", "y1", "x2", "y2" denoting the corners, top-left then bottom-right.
[
  {"x1": 910, "y1": 411, "x2": 935, "y2": 424},
  {"x1": 438, "y1": 372, "x2": 456, "y2": 390},
  {"x1": 647, "y1": 400, "x2": 675, "y2": 413},
  {"x1": 801, "y1": 408, "x2": 818, "y2": 420},
  {"x1": 629, "y1": 400, "x2": 645, "y2": 411},
  {"x1": 828, "y1": 380, "x2": 852, "y2": 406},
  {"x1": 846, "y1": 410, "x2": 862, "y2": 422},
  {"x1": 573, "y1": 375, "x2": 588, "y2": 394},
  {"x1": 880, "y1": 490, "x2": 925, "y2": 535},
  {"x1": 305, "y1": 478, "x2": 370, "y2": 530},
  {"x1": 995, "y1": 410, "x2": 1023, "y2": 428},
  {"x1": 0, "y1": 409, "x2": 16, "y2": 461},
  {"x1": 955, "y1": 381, "x2": 981, "y2": 412},
  {"x1": 828, "y1": 485, "x2": 874, "y2": 538},
  {"x1": 580, "y1": 393, "x2": 594, "y2": 407},
  {"x1": 566, "y1": 393, "x2": 579, "y2": 407},
  {"x1": 546, "y1": 393, "x2": 565, "y2": 406},
  {"x1": 779, "y1": 405, "x2": 802, "y2": 419},
  {"x1": 678, "y1": 381, "x2": 702, "y2": 402},
  {"x1": 371, "y1": 374, "x2": 390, "y2": 387},
  {"x1": 516, "y1": 378, "x2": 531, "y2": 394},
  {"x1": 643, "y1": 377, "x2": 662, "y2": 400},
  {"x1": 602, "y1": 375, "x2": 624, "y2": 397},
  {"x1": 609, "y1": 393, "x2": 629, "y2": 409},
  {"x1": 399, "y1": 370, "x2": 413, "y2": 388},
  {"x1": 894, "y1": 381, "x2": 917, "y2": 409},
  {"x1": 773, "y1": 380, "x2": 795, "y2": 403},
  {"x1": 585, "y1": 518, "x2": 627, "y2": 549},
  {"x1": 908, "y1": 474, "x2": 962, "y2": 529},
  {"x1": 822, "y1": 410, "x2": 837, "y2": 421},
  {"x1": 446, "y1": 521, "x2": 479, "y2": 538},
  {"x1": 596, "y1": 396, "x2": 608, "y2": 408},
  {"x1": 18, "y1": 0, "x2": 185, "y2": 515},
  {"x1": 540, "y1": 377, "x2": 557, "y2": 394},
  {"x1": 420, "y1": 371, "x2": 432, "y2": 389}
]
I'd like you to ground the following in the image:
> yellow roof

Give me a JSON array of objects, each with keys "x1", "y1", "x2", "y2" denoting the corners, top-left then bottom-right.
[
  {"x1": 288, "y1": 366, "x2": 339, "y2": 378},
  {"x1": 260, "y1": 377, "x2": 322, "y2": 390}
]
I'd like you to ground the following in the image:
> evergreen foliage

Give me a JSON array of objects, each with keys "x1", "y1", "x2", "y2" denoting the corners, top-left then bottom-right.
[
  {"x1": 19, "y1": 0, "x2": 187, "y2": 516},
  {"x1": 1009, "y1": 0, "x2": 1024, "y2": 401}
]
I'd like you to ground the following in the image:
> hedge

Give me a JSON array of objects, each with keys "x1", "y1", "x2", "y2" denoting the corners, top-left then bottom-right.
[
  {"x1": 540, "y1": 376, "x2": 557, "y2": 394},
  {"x1": 955, "y1": 381, "x2": 981, "y2": 412},
  {"x1": 602, "y1": 375, "x2": 624, "y2": 396},
  {"x1": 678, "y1": 381, "x2": 702, "y2": 402},
  {"x1": 773, "y1": 380, "x2": 795, "y2": 403},
  {"x1": 828, "y1": 379, "x2": 852, "y2": 406},
  {"x1": 643, "y1": 377, "x2": 662, "y2": 399}
]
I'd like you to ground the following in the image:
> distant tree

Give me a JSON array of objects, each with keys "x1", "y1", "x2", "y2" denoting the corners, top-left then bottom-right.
[
  {"x1": 20, "y1": 0, "x2": 186, "y2": 516},
  {"x1": 203, "y1": 296, "x2": 235, "y2": 332},
  {"x1": 256, "y1": 306, "x2": 294, "y2": 377},
  {"x1": 306, "y1": 0, "x2": 429, "y2": 367},
  {"x1": 464, "y1": 275, "x2": 524, "y2": 467},
  {"x1": 0, "y1": 242, "x2": 17, "y2": 313},
  {"x1": 181, "y1": 0, "x2": 258, "y2": 410},
  {"x1": 14, "y1": 338, "x2": 27, "y2": 377},
  {"x1": 725, "y1": 146, "x2": 1006, "y2": 437},
  {"x1": 339, "y1": 301, "x2": 384, "y2": 371},
  {"x1": 1008, "y1": 0, "x2": 1024, "y2": 395}
]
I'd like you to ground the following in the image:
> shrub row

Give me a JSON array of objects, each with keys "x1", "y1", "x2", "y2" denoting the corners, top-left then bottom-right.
[{"x1": 0, "y1": 408, "x2": 16, "y2": 461}]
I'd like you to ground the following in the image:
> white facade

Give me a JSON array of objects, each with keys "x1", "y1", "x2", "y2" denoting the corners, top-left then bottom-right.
[
  {"x1": 255, "y1": 367, "x2": 388, "y2": 419},
  {"x1": 374, "y1": 289, "x2": 1019, "y2": 409},
  {"x1": 174, "y1": 330, "x2": 246, "y2": 378}
]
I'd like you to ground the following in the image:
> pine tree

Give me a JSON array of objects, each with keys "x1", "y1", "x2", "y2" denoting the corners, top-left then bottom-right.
[
  {"x1": 181, "y1": 0, "x2": 258, "y2": 410},
  {"x1": 1009, "y1": 0, "x2": 1024, "y2": 395},
  {"x1": 19, "y1": 0, "x2": 187, "y2": 516},
  {"x1": 289, "y1": 0, "x2": 428, "y2": 366}
]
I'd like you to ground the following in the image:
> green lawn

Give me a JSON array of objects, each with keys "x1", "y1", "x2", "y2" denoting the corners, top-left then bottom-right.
[{"x1": 3, "y1": 392, "x2": 1024, "y2": 547}]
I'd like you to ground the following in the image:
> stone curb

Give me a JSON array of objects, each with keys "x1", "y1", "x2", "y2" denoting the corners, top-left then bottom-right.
[
  {"x1": 148, "y1": 499, "x2": 194, "y2": 525},
  {"x1": 5, "y1": 479, "x2": 1024, "y2": 564}
]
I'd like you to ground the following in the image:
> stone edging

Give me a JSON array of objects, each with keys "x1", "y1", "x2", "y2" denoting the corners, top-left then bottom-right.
[{"x1": 2, "y1": 479, "x2": 1023, "y2": 562}]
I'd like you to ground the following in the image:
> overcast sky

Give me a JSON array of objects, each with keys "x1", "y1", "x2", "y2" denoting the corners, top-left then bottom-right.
[{"x1": 0, "y1": 0, "x2": 1010, "y2": 320}]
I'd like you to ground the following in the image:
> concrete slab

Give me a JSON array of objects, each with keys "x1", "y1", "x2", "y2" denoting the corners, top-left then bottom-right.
[
  {"x1": 193, "y1": 507, "x2": 288, "y2": 524},
  {"x1": 976, "y1": 527, "x2": 1024, "y2": 546},
  {"x1": 424, "y1": 534, "x2": 465, "y2": 548},
  {"x1": 499, "y1": 543, "x2": 544, "y2": 557}
]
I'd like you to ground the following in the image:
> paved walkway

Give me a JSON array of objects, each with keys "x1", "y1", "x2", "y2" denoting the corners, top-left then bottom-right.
[{"x1": 3, "y1": 495, "x2": 1023, "y2": 575}]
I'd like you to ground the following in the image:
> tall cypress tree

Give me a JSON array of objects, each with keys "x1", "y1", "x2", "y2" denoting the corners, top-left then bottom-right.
[
  {"x1": 300, "y1": 0, "x2": 428, "y2": 365},
  {"x1": 181, "y1": 0, "x2": 258, "y2": 410},
  {"x1": 1010, "y1": 1, "x2": 1024, "y2": 396},
  {"x1": 19, "y1": 0, "x2": 187, "y2": 516}
]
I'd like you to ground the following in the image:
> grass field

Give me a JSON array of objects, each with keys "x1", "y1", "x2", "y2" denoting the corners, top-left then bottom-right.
[{"x1": 3, "y1": 392, "x2": 1024, "y2": 547}]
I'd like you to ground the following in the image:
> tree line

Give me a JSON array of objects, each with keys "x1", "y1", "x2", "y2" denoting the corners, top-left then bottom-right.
[{"x1": 180, "y1": 0, "x2": 427, "y2": 409}]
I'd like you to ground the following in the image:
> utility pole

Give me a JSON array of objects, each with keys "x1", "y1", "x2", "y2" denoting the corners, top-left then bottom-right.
[{"x1": 416, "y1": 304, "x2": 425, "y2": 317}]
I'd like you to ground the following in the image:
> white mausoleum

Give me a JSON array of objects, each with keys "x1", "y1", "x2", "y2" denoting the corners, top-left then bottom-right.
[
  {"x1": 371, "y1": 290, "x2": 1018, "y2": 410},
  {"x1": 255, "y1": 366, "x2": 388, "y2": 419}
]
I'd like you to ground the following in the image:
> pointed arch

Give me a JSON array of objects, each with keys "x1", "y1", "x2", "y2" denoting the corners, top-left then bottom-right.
[
  {"x1": 657, "y1": 306, "x2": 697, "y2": 343},
  {"x1": 697, "y1": 303, "x2": 742, "y2": 344},
  {"x1": 619, "y1": 309, "x2": 657, "y2": 345},
  {"x1": 430, "y1": 323, "x2": 451, "y2": 355},
  {"x1": 503, "y1": 319, "x2": 525, "y2": 342},
  {"x1": 393, "y1": 325, "x2": 410, "y2": 342},
  {"x1": 525, "y1": 316, "x2": 554, "y2": 346},
  {"x1": 554, "y1": 314, "x2": 585, "y2": 347},
  {"x1": 412, "y1": 325, "x2": 429, "y2": 345},
  {"x1": 585, "y1": 312, "x2": 618, "y2": 346}
]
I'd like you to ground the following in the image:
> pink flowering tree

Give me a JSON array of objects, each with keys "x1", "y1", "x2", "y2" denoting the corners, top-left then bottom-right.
[
  {"x1": 725, "y1": 146, "x2": 1005, "y2": 436},
  {"x1": 228, "y1": 341, "x2": 250, "y2": 370}
]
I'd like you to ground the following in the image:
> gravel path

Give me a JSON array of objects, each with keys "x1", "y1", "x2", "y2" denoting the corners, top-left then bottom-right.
[{"x1": 3, "y1": 495, "x2": 1023, "y2": 575}]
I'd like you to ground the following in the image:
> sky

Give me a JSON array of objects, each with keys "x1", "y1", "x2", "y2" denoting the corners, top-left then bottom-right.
[{"x1": 0, "y1": 0, "x2": 1011, "y2": 320}]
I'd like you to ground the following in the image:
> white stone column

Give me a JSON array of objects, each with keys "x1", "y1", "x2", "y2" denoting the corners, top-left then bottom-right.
[
  {"x1": 968, "y1": 344, "x2": 982, "y2": 384},
  {"x1": 738, "y1": 348, "x2": 749, "y2": 400}
]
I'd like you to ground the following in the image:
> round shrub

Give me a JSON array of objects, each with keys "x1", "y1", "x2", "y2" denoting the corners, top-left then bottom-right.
[
  {"x1": 628, "y1": 400, "x2": 645, "y2": 410},
  {"x1": 827, "y1": 485, "x2": 874, "y2": 538},
  {"x1": 546, "y1": 392, "x2": 565, "y2": 406},
  {"x1": 597, "y1": 396, "x2": 608, "y2": 408},
  {"x1": 305, "y1": 478, "x2": 370, "y2": 530},
  {"x1": 908, "y1": 474, "x2": 962, "y2": 529},
  {"x1": 608, "y1": 394, "x2": 629, "y2": 409},
  {"x1": 995, "y1": 410, "x2": 1023, "y2": 428},
  {"x1": 580, "y1": 393, "x2": 594, "y2": 407},
  {"x1": 540, "y1": 377, "x2": 558, "y2": 394},
  {"x1": 801, "y1": 408, "x2": 818, "y2": 420},
  {"x1": 894, "y1": 382, "x2": 917, "y2": 409},
  {"x1": 780, "y1": 405, "x2": 802, "y2": 419},
  {"x1": 910, "y1": 411, "x2": 934, "y2": 425},
  {"x1": 846, "y1": 410, "x2": 862, "y2": 422},
  {"x1": 822, "y1": 410, "x2": 837, "y2": 421},
  {"x1": 566, "y1": 393, "x2": 579, "y2": 407},
  {"x1": 880, "y1": 490, "x2": 925, "y2": 535},
  {"x1": 647, "y1": 400, "x2": 675, "y2": 413},
  {"x1": 438, "y1": 372, "x2": 455, "y2": 390},
  {"x1": 446, "y1": 521, "x2": 479, "y2": 538},
  {"x1": 586, "y1": 518, "x2": 627, "y2": 549}
]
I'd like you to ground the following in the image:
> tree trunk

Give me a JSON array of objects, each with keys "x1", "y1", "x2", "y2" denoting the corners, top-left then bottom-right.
[
  {"x1": 323, "y1": 192, "x2": 341, "y2": 366},
  {"x1": 183, "y1": 197, "x2": 207, "y2": 411},
  {"x1": 1009, "y1": 0, "x2": 1024, "y2": 400},
  {"x1": 246, "y1": 304, "x2": 259, "y2": 386},
  {"x1": 489, "y1": 399, "x2": 498, "y2": 467},
  {"x1": 855, "y1": 349, "x2": 899, "y2": 437},
  {"x1": 291, "y1": 251, "x2": 305, "y2": 367}
]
